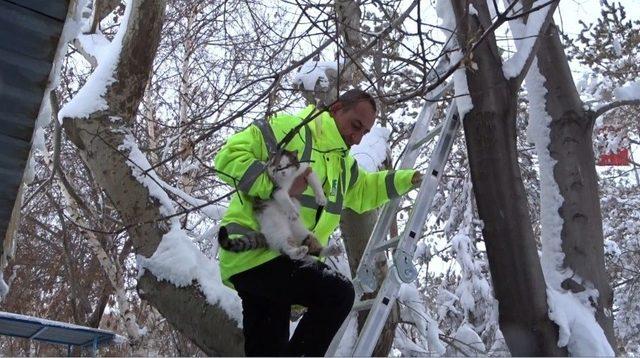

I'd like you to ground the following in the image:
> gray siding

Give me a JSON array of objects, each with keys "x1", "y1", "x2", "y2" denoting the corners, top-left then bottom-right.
[{"x1": 0, "y1": 0, "x2": 69, "y2": 240}]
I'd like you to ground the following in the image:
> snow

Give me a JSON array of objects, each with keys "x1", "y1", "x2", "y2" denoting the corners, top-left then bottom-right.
[
  {"x1": 75, "y1": 31, "x2": 112, "y2": 65},
  {"x1": 524, "y1": 60, "x2": 567, "y2": 290},
  {"x1": 120, "y1": 133, "x2": 175, "y2": 217},
  {"x1": 435, "y1": 0, "x2": 456, "y2": 34},
  {"x1": 446, "y1": 323, "x2": 486, "y2": 356},
  {"x1": 503, "y1": 0, "x2": 554, "y2": 79},
  {"x1": 398, "y1": 284, "x2": 446, "y2": 355},
  {"x1": 613, "y1": 80, "x2": 640, "y2": 101},
  {"x1": 138, "y1": 224, "x2": 242, "y2": 325},
  {"x1": 0, "y1": 273, "x2": 8, "y2": 300},
  {"x1": 469, "y1": 4, "x2": 479, "y2": 16},
  {"x1": 293, "y1": 59, "x2": 339, "y2": 92},
  {"x1": 435, "y1": 0, "x2": 473, "y2": 118},
  {"x1": 452, "y1": 52, "x2": 473, "y2": 119},
  {"x1": 120, "y1": 133, "x2": 242, "y2": 325},
  {"x1": 350, "y1": 126, "x2": 390, "y2": 171},
  {"x1": 547, "y1": 289, "x2": 615, "y2": 356},
  {"x1": 58, "y1": 0, "x2": 133, "y2": 120}
]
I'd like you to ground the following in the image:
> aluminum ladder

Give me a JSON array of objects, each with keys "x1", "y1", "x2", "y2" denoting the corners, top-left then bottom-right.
[{"x1": 326, "y1": 83, "x2": 461, "y2": 357}]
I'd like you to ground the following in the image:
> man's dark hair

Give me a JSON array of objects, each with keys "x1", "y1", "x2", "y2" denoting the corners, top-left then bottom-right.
[{"x1": 337, "y1": 89, "x2": 377, "y2": 113}]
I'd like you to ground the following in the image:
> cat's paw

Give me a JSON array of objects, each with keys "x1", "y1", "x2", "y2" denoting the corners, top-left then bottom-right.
[
  {"x1": 315, "y1": 192, "x2": 327, "y2": 206},
  {"x1": 286, "y1": 209, "x2": 299, "y2": 221},
  {"x1": 322, "y1": 244, "x2": 343, "y2": 257},
  {"x1": 290, "y1": 246, "x2": 309, "y2": 260}
]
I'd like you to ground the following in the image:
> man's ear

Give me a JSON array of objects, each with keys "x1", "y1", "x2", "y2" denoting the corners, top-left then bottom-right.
[{"x1": 329, "y1": 101, "x2": 342, "y2": 115}]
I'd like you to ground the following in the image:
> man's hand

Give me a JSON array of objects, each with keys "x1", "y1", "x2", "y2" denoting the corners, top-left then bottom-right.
[
  {"x1": 289, "y1": 167, "x2": 311, "y2": 197},
  {"x1": 411, "y1": 172, "x2": 423, "y2": 187}
]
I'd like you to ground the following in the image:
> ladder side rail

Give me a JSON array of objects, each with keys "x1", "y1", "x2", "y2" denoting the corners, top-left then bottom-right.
[
  {"x1": 325, "y1": 84, "x2": 454, "y2": 358},
  {"x1": 352, "y1": 83, "x2": 451, "y2": 293},
  {"x1": 394, "y1": 104, "x2": 461, "y2": 282},
  {"x1": 351, "y1": 267, "x2": 404, "y2": 356},
  {"x1": 397, "y1": 82, "x2": 453, "y2": 170},
  {"x1": 349, "y1": 103, "x2": 461, "y2": 357}
]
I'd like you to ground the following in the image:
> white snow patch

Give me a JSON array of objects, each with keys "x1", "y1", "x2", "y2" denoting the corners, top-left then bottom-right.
[
  {"x1": 435, "y1": 0, "x2": 473, "y2": 118},
  {"x1": 469, "y1": 3, "x2": 479, "y2": 15},
  {"x1": 436, "y1": 0, "x2": 456, "y2": 32},
  {"x1": 293, "y1": 60, "x2": 339, "y2": 92},
  {"x1": 503, "y1": 0, "x2": 554, "y2": 79},
  {"x1": 603, "y1": 239, "x2": 621, "y2": 257},
  {"x1": 76, "y1": 31, "x2": 112, "y2": 64},
  {"x1": 398, "y1": 284, "x2": 446, "y2": 355},
  {"x1": 120, "y1": 133, "x2": 242, "y2": 325},
  {"x1": 547, "y1": 289, "x2": 614, "y2": 356},
  {"x1": 524, "y1": 60, "x2": 567, "y2": 289},
  {"x1": 120, "y1": 133, "x2": 175, "y2": 216},
  {"x1": 446, "y1": 323, "x2": 486, "y2": 356},
  {"x1": 0, "y1": 273, "x2": 9, "y2": 300},
  {"x1": 350, "y1": 126, "x2": 390, "y2": 171},
  {"x1": 58, "y1": 0, "x2": 134, "y2": 119},
  {"x1": 139, "y1": 224, "x2": 242, "y2": 325},
  {"x1": 613, "y1": 80, "x2": 640, "y2": 101}
]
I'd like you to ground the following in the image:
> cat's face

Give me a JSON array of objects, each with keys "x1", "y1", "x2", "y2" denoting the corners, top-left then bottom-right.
[{"x1": 267, "y1": 150, "x2": 300, "y2": 181}]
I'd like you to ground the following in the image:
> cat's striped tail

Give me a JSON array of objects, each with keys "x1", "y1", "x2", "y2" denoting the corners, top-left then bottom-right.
[{"x1": 218, "y1": 225, "x2": 268, "y2": 252}]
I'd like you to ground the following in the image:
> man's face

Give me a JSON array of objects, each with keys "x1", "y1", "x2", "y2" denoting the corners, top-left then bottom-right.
[{"x1": 330, "y1": 101, "x2": 376, "y2": 148}]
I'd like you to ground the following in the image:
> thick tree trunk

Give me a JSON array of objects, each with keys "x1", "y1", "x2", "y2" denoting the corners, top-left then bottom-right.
[
  {"x1": 451, "y1": 1, "x2": 566, "y2": 355},
  {"x1": 533, "y1": 20, "x2": 616, "y2": 348},
  {"x1": 61, "y1": 1, "x2": 244, "y2": 355}
]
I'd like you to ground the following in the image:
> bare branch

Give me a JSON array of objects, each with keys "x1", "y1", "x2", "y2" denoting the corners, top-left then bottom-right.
[{"x1": 594, "y1": 99, "x2": 640, "y2": 119}]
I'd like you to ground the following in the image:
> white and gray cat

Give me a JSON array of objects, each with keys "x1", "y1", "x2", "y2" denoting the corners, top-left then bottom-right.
[{"x1": 218, "y1": 150, "x2": 342, "y2": 260}]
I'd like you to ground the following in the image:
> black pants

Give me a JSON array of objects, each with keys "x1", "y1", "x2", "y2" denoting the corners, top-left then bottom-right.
[{"x1": 229, "y1": 256, "x2": 355, "y2": 356}]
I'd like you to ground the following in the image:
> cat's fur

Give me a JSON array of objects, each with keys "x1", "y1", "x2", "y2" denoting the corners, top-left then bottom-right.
[{"x1": 218, "y1": 150, "x2": 342, "y2": 260}]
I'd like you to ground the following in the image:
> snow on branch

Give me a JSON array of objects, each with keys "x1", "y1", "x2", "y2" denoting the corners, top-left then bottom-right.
[
  {"x1": 73, "y1": 31, "x2": 111, "y2": 68},
  {"x1": 398, "y1": 284, "x2": 446, "y2": 355},
  {"x1": 59, "y1": 0, "x2": 133, "y2": 119},
  {"x1": 502, "y1": 0, "x2": 559, "y2": 80},
  {"x1": 119, "y1": 133, "x2": 241, "y2": 325},
  {"x1": 594, "y1": 80, "x2": 640, "y2": 118},
  {"x1": 435, "y1": 0, "x2": 473, "y2": 118},
  {"x1": 293, "y1": 60, "x2": 339, "y2": 93}
]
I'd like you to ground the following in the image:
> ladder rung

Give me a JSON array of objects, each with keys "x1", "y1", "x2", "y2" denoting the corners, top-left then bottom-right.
[
  {"x1": 371, "y1": 237, "x2": 400, "y2": 254},
  {"x1": 410, "y1": 122, "x2": 443, "y2": 150},
  {"x1": 352, "y1": 299, "x2": 375, "y2": 312}
]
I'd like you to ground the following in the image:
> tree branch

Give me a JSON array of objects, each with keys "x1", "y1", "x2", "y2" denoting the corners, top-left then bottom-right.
[{"x1": 594, "y1": 99, "x2": 640, "y2": 119}]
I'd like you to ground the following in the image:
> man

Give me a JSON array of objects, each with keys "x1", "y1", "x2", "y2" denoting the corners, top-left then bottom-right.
[{"x1": 214, "y1": 89, "x2": 421, "y2": 356}]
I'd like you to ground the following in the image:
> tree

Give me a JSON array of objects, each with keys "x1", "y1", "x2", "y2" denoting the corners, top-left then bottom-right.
[
  {"x1": 60, "y1": 0, "x2": 244, "y2": 355},
  {"x1": 443, "y1": 0, "x2": 567, "y2": 354}
]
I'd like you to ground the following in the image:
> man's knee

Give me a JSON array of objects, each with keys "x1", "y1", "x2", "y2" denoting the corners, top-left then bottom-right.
[{"x1": 331, "y1": 273, "x2": 355, "y2": 313}]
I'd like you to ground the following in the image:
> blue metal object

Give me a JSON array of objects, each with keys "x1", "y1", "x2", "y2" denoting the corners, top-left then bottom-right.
[{"x1": 0, "y1": 311, "x2": 117, "y2": 354}]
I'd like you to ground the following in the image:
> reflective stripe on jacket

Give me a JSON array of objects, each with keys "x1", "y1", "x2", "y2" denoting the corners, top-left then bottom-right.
[{"x1": 214, "y1": 105, "x2": 416, "y2": 285}]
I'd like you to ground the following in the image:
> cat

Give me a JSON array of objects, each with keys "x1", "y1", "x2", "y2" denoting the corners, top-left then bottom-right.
[{"x1": 218, "y1": 149, "x2": 343, "y2": 260}]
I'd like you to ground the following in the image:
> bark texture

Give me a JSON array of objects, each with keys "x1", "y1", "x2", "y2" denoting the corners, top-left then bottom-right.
[
  {"x1": 451, "y1": 1, "x2": 566, "y2": 355},
  {"x1": 61, "y1": 0, "x2": 244, "y2": 355},
  {"x1": 534, "y1": 19, "x2": 616, "y2": 349}
]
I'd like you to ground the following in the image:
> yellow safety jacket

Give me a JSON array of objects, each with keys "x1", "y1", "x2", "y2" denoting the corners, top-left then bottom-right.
[{"x1": 214, "y1": 105, "x2": 416, "y2": 285}]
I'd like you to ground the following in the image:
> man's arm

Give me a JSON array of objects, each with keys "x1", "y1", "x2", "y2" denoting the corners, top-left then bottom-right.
[
  {"x1": 343, "y1": 159, "x2": 418, "y2": 214},
  {"x1": 214, "y1": 124, "x2": 275, "y2": 200}
]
